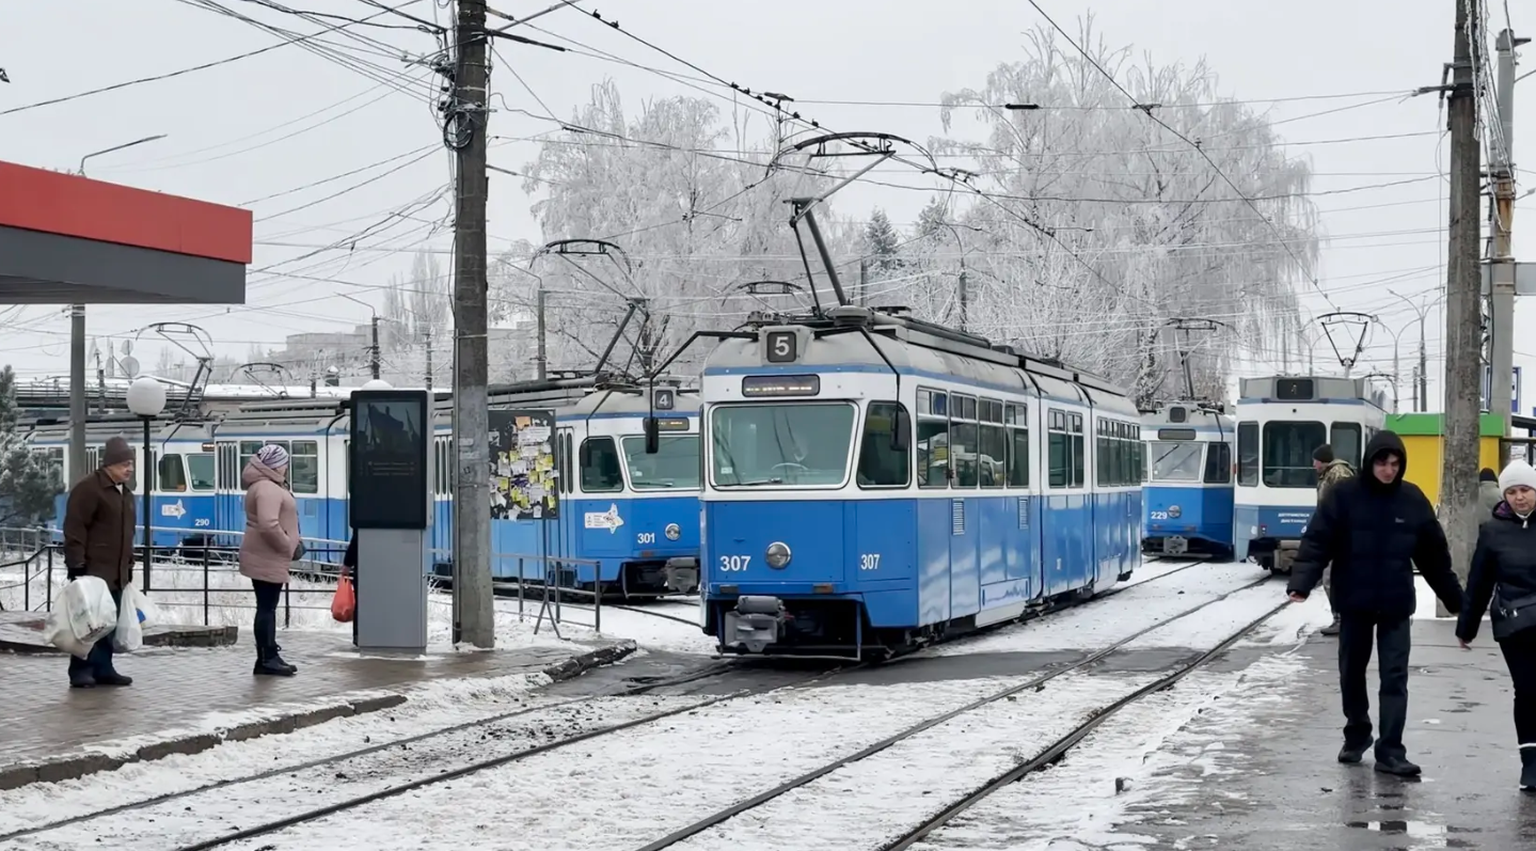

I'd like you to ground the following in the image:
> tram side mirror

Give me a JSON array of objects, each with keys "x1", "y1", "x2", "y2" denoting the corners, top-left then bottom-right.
[
  {"x1": 891, "y1": 408, "x2": 911, "y2": 452},
  {"x1": 643, "y1": 417, "x2": 660, "y2": 454}
]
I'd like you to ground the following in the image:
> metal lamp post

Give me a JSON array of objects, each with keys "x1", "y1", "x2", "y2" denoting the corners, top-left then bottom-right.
[{"x1": 126, "y1": 377, "x2": 167, "y2": 589}]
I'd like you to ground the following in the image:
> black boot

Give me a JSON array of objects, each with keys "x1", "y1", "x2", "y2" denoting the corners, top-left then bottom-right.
[
  {"x1": 1320, "y1": 614, "x2": 1341, "y2": 636},
  {"x1": 1520, "y1": 746, "x2": 1536, "y2": 792},
  {"x1": 1338, "y1": 737, "x2": 1373, "y2": 764},
  {"x1": 1374, "y1": 753, "x2": 1422, "y2": 777},
  {"x1": 253, "y1": 645, "x2": 295, "y2": 677},
  {"x1": 68, "y1": 656, "x2": 97, "y2": 689}
]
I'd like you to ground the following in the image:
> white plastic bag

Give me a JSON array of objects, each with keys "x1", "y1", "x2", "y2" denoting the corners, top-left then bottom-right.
[
  {"x1": 128, "y1": 584, "x2": 162, "y2": 628},
  {"x1": 113, "y1": 585, "x2": 143, "y2": 652},
  {"x1": 44, "y1": 576, "x2": 117, "y2": 659}
]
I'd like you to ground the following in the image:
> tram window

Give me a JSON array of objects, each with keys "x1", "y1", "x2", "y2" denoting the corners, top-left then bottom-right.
[
  {"x1": 857, "y1": 402, "x2": 911, "y2": 488},
  {"x1": 185, "y1": 453, "x2": 215, "y2": 491},
  {"x1": 1204, "y1": 443, "x2": 1232, "y2": 484},
  {"x1": 1331, "y1": 422, "x2": 1362, "y2": 469},
  {"x1": 916, "y1": 388, "x2": 950, "y2": 488},
  {"x1": 1007, "y1": 425, "x2": 1030, "y2": 487},
  {"x1": 1095, "y1": 423, "x2": 1109, "y2": 487},
  {"x1": 1149, "y1": 441, "x2": 1203, "y2": 481},
  {"x1": 580, "y1": 437, "x2": 624, "y2": 492},
  {"x1": 1262, "y1": 421, "x2": 1326, "y2": 488},
  {"x1": 290, "y1": 440, "x2": 320, "y2": 494},
  {"x1": 1237, "y1": 422, "x2": 1260, "y2": 486},
  {"x1": 1047, "y1": 410, "x2": 1069, "y2": 489},
  {"x1": 1069, "y1": 413, "x2": 1085, "y2": 488},
  {"x1": 158, "y1": 454, "x2": 188, "y2": 492}
]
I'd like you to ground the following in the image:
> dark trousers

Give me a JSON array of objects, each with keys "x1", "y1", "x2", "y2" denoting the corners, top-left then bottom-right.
[
  {"x1": 68, "y1": 586, "x2": 123, "y2": 679},
  {"x1": 252, "y1": 580, "x2": 283, "y2": 660},
  {"x1": 1499, "y1": 628, "x2": 1536, "y2": 745},
  {"x1": 1338, "y1": 613, "x2": 1412, "y2": 757}
]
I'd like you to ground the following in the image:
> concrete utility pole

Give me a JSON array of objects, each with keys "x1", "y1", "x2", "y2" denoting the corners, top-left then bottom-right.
[
  {"x1": 449, "y1": 0, "x2": 495, "y2": 648},
  {"x1": 535, "y1": 286, "x2": 546, "y2": 380},
  {"x1": 1489, "y1": 28, "x2": 1527, "y2": 465},
  {"x1": 369, "y1": 314, "x2": 381, "y2": 380},
  {"x1": 1439, "y1": 0, "x2": 1485, "y2": 615},
  {"x1": 68, "y1": 305, "x2": 85, "y2": 482}
]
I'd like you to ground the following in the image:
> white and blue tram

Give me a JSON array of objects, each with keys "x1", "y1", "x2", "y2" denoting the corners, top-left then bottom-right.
[
  {"x1": 29, "y1": 414, "x2": 222, "y2": 549},
  {"x1": 698, "y1": 305, "x2": 1144, "y2": 658},
  {"x1": 1141, "y1": 401, "x2": 1235, "y2": 559},
  {"x1": 1233, "y1": 375, "x2": 1385, "y2": 574}
]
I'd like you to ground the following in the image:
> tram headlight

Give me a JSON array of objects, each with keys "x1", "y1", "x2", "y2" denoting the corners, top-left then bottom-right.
[
  {"x1": 664, "y1": 522, "x2": 681, "y2": 541},
  {"x1": 1167, "y1": 505, "x2": 1182, "y2": 519},
  {"x1": 765, "y1": 541, "x2": 791, "y2": 569}
]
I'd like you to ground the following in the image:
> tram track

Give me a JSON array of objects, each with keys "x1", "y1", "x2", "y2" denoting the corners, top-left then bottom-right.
[
  {"x1": 630, "y1": 572, "x2": 1278, "y2": 851},
  {"x1": 0, "y1": 557, "x2": 1224, "y2": 850}
]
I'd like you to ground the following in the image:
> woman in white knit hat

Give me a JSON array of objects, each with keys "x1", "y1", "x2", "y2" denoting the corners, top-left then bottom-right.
[{"x1": 1457, "y1": 458, "x2": 1536, "y2": 792}]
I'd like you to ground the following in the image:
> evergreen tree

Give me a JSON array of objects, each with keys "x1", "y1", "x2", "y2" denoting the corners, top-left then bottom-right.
[
  {"x1": 862, "y1": 208, "x2": 902, "y2": 274},
  {"x1": 0, "y1": 365, "x2": 61, "y2": 526}
]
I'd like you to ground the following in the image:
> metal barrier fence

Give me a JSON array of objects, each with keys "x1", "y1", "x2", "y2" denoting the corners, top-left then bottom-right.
[{"x1": 0, "y1": 526, "x2": 612, "y2": 635}]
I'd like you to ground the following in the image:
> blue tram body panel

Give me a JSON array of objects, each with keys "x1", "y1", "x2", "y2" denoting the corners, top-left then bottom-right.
[{"x1": 1232, "y1": 504, "x2": 1313, "y2": 561}]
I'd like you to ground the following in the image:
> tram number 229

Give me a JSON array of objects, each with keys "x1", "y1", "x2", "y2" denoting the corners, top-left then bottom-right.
[
  {"x1": 859, "y1": 553, "x2": 881, "y2": 571},
  {"x1": 1149, "y1": 511, "x2": 1169, "y2": 521},
  {"x1": 718, "y1": 555, "x2": 751, "y2": 572}
]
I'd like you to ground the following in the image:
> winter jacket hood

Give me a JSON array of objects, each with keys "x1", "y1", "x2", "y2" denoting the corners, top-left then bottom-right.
[
  {"x1": 1481, "y1": 480, "x2": 1506, "y2": 513},
  {"x1": 1317, "y1": 459, "x2": 1354, "y2": 497},
  {"x1": 238, "y1": 458, "x2": 298, "y2": 586},
  {"x1": 1360, "y1": 430, "x2": 1408, "y2": 489}
]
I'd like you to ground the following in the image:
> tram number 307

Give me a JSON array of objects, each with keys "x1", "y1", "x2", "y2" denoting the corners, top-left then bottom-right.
[
  {"x1": 718, "y1": 556, "x2": 751, "y2": 571},
  {"x1": 859, "y1": 554, "x2": 880, "y2": 570}
]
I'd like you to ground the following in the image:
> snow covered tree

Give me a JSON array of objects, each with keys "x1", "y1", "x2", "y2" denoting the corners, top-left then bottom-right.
[
  {"x1": 0, "y1": 365, "x2": 61, "y2": 526},
  {"x1": 933, "y1": 14, "x2": 1317, "y2": 403},
  {"x1": 519, "y1": 80, "x2": 854, "y2": 377}
]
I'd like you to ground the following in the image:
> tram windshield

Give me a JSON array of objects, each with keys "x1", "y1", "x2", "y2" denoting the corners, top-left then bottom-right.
[
  {"x1": 710, "y1": 402, "x2": 857, "y2": 487},
  {"x1": 1262, "y1": 420, "x2": 1326, "y2": 488},
  {"x1": 620, "y1": 435, "x2": 701, "y2": 490},
  {"x1": 1147, "y1": 441, "x2": 1204, "y2": 482}
]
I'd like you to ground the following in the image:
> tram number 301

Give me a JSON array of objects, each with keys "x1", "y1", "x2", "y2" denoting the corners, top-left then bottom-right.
[
  {"x1": 859, "y1": 553, "x2": 881, "y2": 570},
  {"x1": 637, "y1": 532, "x2": 656, "y2": 544},
  {"x1": 718, "y1": 555, "x2": 751, "y2": 571}
]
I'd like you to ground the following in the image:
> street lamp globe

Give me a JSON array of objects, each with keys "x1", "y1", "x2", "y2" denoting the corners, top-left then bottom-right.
[
  {"x1": 361, "y1": 379, "x2": 393, "y2": 391},
  {"x1": 126, "y1": 376, "x2": 167, "y2": 417}
]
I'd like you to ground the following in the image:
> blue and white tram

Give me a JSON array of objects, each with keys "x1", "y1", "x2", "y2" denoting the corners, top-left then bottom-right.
[
  {"x1": 1141, "y1": 402, "x2": 1235, "y2": 559},
  {"x1": 28, "y1": 414, "x2": 222, "y2": 550},
  {"x1": 1233, "y1": 375, "x2": 1385, "y2": 574},
  {"x1": 698, "y1": 306, "x2": 1143, "y2": 658}
]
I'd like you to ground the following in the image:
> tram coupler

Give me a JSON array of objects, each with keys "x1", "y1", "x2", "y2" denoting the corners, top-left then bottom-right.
[
  {"x1": 662, "y1": 557, "x2": 699, "y2": 594},
  {"x1": 722, "y1": 595, "x2": 785, "y2": 653}
]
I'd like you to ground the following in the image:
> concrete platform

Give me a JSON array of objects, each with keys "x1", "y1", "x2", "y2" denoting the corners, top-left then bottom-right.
[
  {"x1": 0, "y1": 628, "x2": 633, "y2": 791},
  {"x1": 1117, "y1": 618, "x2": 1536, "y2": 849},
  {"x1": 0, "y1": 611, "x2": 236, "y2": 653}
]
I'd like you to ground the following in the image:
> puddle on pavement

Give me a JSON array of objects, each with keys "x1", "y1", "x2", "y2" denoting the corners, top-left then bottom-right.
[{"x1": 1343, "y1": 819, "x2": 1481, "y2": 848}]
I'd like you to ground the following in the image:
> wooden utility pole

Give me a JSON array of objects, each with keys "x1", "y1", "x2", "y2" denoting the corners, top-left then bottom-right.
[
  {"x1": 450, "y1": 0, "x2": 495, "y2": 648},
  {"x1": 1438, "y1": 0, "x2": 1484, "y2": 614}
]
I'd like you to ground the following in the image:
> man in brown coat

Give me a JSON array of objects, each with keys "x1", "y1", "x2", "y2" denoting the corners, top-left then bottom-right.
[{"x1": 62, "y1": 436, "x2": 137, "y2": 688}]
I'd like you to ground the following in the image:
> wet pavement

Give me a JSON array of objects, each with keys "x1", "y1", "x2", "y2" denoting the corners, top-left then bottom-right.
[{"x1": 1118, "y1": 618, "x2": 1536, "y2": 849}]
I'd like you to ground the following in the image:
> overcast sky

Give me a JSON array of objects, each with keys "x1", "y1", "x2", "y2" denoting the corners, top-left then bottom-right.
[{"x1": 1, "y1": 0, "x2": 1532, "y2": 411}]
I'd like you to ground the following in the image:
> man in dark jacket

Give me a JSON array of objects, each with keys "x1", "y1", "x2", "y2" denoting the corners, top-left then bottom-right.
[
  {"x1": 61, "y1": 436, "x2": 138, "y2": 688},
  {"x1": 1287, "y1": 430, "x2": 1463, "y2": 776}
]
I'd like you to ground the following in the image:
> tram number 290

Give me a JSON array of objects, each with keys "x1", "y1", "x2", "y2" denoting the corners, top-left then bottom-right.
[{"x1": 718, "y1": 555, "x2": 751, "y2": 572}]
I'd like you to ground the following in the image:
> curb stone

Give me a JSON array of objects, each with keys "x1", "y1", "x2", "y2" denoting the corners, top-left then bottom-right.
[{"x1": 0, "y1": 639, "x2": 636, "y2": 792}]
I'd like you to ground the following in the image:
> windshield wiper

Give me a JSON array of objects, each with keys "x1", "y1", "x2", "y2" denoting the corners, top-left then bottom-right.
[{"x1": 736, "y1": 477, "x2": 785, "y2": 486}]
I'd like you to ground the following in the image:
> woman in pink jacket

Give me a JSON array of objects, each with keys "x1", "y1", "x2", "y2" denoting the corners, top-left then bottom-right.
[{"x1": 239, "y1": 444, "x2": 299, "y2": 676}]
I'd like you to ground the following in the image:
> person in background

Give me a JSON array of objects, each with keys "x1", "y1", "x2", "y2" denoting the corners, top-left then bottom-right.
[
  {"x1": 342, "y1": 530, "x2": 358, "y2": 646},
  {"x1": 61, "y1": 436, "x2": 137, "y2": 689},
  {"x1": 1287, "y1": 431, "x2": 1463, "y2": 777},
  {"x1": 1312, "y1": 444, "x2": 1355, "y2": 637},
  {"x1": 1480, "y1": 467, "x2": 1504, "y2": 513},
  {"x1": 1456, "y1": 459, "x2": 1536, "y2": 792},
  {"x1": 239, "y1": 444, "x2": 299, "y2": 677}
]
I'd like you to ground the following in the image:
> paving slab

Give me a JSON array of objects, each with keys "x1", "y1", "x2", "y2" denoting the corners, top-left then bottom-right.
[
  {"x1": 0, "y1": 628, "x2": 633, "y2": 791},
  {"x1": 1113, "y1": 618, "x2": 1536, "y2": 849},
  {"x1": 0, "y1": 610, "x2": 235, "y2": 652}
]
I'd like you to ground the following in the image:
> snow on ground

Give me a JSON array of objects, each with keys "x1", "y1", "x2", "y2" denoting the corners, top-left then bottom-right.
[
  {"x1": 5, "y1": 691, "x2": 710, "y2": 849},
  {"x1": 906, "y1": 654, "x2": 1308, "y2": 851},
  {"x1": 1235, "y1": 589, "x2": 1333, "y2": 647},
  {"x1": 129, "y1": 675, "x2": 1041, "y2": 851},
  {"x1": 671, "y1": 585, "x2": 1288, "y2": 851},
  {"x1": 0, "y1": 670, "x2": 568, "y2": 835},
  {"x1": 535, "y1": 597, "x2": 716, "y2": 657},
  {"x1": 925, "y1": 561, "x2": 1267, "y2": 657}
]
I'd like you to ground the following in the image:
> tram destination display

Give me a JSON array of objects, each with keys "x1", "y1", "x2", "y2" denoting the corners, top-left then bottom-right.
[{"x1": 349, "y1": 390, "x2": 430, "y2": 529}]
